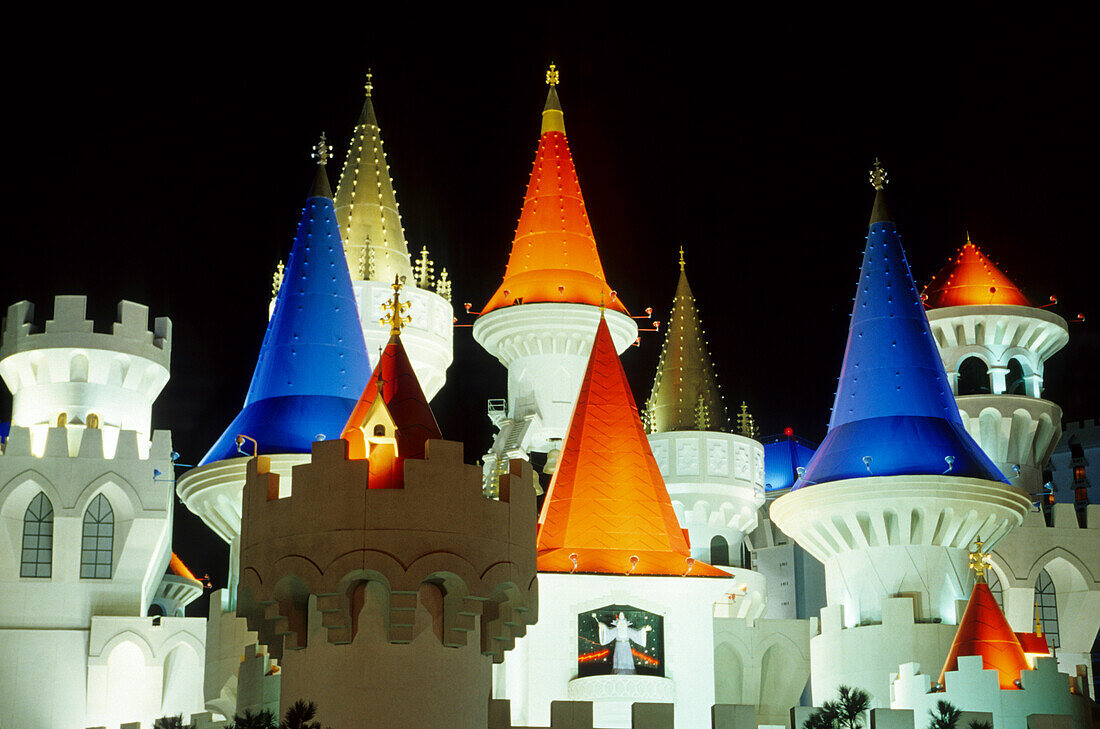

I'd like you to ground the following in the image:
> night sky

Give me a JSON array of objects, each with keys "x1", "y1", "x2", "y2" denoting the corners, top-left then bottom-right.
[{"x1": 3, "y1": 8, "x2": 1096, "y2": 613}]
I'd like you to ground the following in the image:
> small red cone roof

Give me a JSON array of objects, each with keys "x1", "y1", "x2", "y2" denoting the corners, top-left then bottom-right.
[
  {"x1": 939, "y1": 581, "x2": 1031, "y2": 690},
  {"x1": 481, "y1": 83, "x2": 628, "y2": 316},
  {"x1": 341, "y1": 333, "x2": 440, "y2": 474},
  {"x1": 536, "y1": 315, "x2": 727, "y2": 577},
  {"x1": 167, "y1": 553, "x2": 199, "y2": 582},
  {"x1": 923, "y1": 237, "x2": 1031, "y2": 308}
]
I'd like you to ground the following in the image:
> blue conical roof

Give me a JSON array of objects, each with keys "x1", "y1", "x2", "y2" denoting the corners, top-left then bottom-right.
[
  {"x1": 793, "y1": 168, "x2": 1006, "y2": 488},
  {"x1": 200, "y1": 161, "x2": 371, "y2": 465}
]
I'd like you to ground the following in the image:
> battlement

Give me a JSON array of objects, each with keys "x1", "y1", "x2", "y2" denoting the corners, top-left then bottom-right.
[
  {"x1": 1, "y1": 296, "x2": 171, "y2": 367},
  {"x1": 237, "y1": 437, "x2": 537, "y2": 663},
  {"x1": 1, "y1": 424, "x2": 172, "y2": 462},
  {"x1": 1013, "y1": 503, "x2": 1100, "y2": 530}
]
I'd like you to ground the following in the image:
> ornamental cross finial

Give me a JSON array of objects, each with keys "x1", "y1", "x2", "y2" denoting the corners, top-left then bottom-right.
[
  {"x1": 869, "y1": 158, "x2": 888, "y2": 190},
  {"x1": 365, "y1": 70, "x2": 374, "y2": 96},
  {"x1": 312, "y1": 133, "x2": 331, "y2": 166},
  {"x1": 546, "y1": 63, "x2": 559, "y2": 87},
  {"x1": 968, "y1": 536, "x2": 992, "y2": 583},
  {"x1": 379, "y1": 274, "x2": 412, "y2": 335},
  {"x1": 679, "y1": 245, "x2": 686, "y2": 272}
]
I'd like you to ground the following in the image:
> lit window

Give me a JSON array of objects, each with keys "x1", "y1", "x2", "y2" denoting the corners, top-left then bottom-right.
[
  {"x1": 1073, "y1": 466, "x2": 1086, "y2": 482},
  {"x1": 80, "y1": 494, "x2": 114, "y2": 579},
  {"x1": 21, "y1": 493, "x2": 53, "y2": 578},
  {"x1": 1034, "y1": 568, "x2": 1059, "y2": 649}
]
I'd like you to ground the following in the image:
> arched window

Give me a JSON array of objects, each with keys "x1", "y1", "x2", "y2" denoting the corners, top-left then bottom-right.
[
  {"x1": 986, "y1": 570, "x2": 1004, "y2": 610},
  {"x1": 957, "y1": 357, "x2": 991, "y2": 396},
  {"x1": 81, "y1": 494, "x2": 114, "y2": 579},
  {"x1": 373, "y1": 424, "x2": 386, "y2": 437},
  {"x1": 1034, "y1": 568, "x2": 1060, "y2": 649},
  {"x1": 710, "y1": 536, "x2": 730, "y2": 566},
  {"x1": 1006, "y1": 359, "x2": 1027, "y2": 395},
  {"x1": 21, "y1": 493, "x2": 54, "y2": 578}
]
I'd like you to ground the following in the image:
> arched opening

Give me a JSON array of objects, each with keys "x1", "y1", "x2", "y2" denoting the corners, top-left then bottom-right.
[
  {"x1": 1034, "y1": 568, "x2": 1060, "y2": 649},
  {"x1": 147, "y1": 603, "x2": 165, "y2": 617},
  {"x1": 21, "y1": 492, "x2": 54, "y2": 578},
  {"x1": 1006, "y1": 358, "x2": 1027, "y2": 396},
  {"x1": 710, "y1": 535, "x2": 730, "y2": 566},
  {"x1": 374, "y1": 424, "x2": 386, "y2": 437},
  {"x1": 957, "y1": 357, "x2": 991, "y2": 395},
  {"x1": 81, "y1": 494, "x2": 114, "y2": 579}
]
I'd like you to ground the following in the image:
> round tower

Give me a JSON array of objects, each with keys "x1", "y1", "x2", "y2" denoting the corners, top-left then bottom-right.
[
  {"x1": 645, "y1": 251, "x2": 764, "y2": 567},
  {"x1": 922, "y1": 236, "x2": 1069, "y2": 498},
  {"x1": 769, "y1": 162, "x2": 1031, "y2": 707},
  {"x1": 0, "y1": 295, "x2": 170, "y2": 454},
  {"x1": 332, "y1": 73, "x2": 453, "y2": 400},
  {"x1": 473, "y1": 66, "x2": 638, "y2": 477}
]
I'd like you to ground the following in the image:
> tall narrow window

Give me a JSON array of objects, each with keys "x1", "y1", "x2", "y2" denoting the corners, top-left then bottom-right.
[
  {"x1": 21, "y1": 492, "x2": 54, "y2": 577},
  {"x1": 81, "y1": 494, "x2": 114, "y2": 579},
  {"x1": 1034, "y1": 568, "x2": 1059, "y2": 649},
  {"x1": 710, "y1": 536, "x2": 730, "y2": 566}
]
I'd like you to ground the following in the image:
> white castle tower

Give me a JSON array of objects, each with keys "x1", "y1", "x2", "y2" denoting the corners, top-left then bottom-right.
[
  {"x1": 770, "y1": 164, "x2": 1032, "y2": 707},
  {"x1": 0, "y1": 295, "x2": 206, "y2": 729},
  {"x1": 922, "y1": 235, "x2": 1069, "y2": 498},
  {"x1": 473, "y1": 66, "x2": 637, "y2": 482},
  {"x1": 645, "y1": 250, "x2": 765, "y2": 567},
  {"x1": 332, "y1": 73, "x2": 453, "y2": 400}
]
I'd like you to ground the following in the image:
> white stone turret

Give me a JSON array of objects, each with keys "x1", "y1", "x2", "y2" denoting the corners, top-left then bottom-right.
[
  {"x1": 0, "y1": 295, "x2": 171, "y2": 457},
  {"x1": 923, "y1": 238, "x2": 1069, "y2": 497}
]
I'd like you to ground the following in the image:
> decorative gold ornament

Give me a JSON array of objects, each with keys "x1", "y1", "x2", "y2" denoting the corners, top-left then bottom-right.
[
  {"x1": 364, "y1": 70, "x2": 374, "y2": 96},
  {"x1": 379, "y1": 274, "x2": 412, "y2": 335},
  {"x1": 312, "y1": 133, "x2": 331, "y2": 166},
  {"x1": 968, "y1": 536, "x2": 992, "y2": 583},
  {"x1": 679, "y1": 245, "x2": 686, "y2": 272},
  {"x1": 546, "y1": 63, "x2": 559, "y2": 87},
  {"x1": 869, "y1": 157, "x2": 888, "y2": 190}
]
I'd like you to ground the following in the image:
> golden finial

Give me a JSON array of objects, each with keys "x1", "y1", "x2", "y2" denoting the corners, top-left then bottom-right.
[
  {"x1": 678, "y1": 245, "x2": 686, "y2": 272},
  {"x1": 365, "y1": 69, "x2": 374, "y2": 97},
  {"x1": 869, "y1": 158, "x2": 888, "y2": 190},
  {"x1": 379, "y1": 274, "x2": 412, "y2": 335},
  {"x1": 546, "y1": 63, "x2": 559, "y2": 87},
  {"x1": 599, "y1": 291, "x2": 606, "y2": 318},
  {"x1": 312, "y1": 133, "x2": 331, "y2": 166},
  {"x1": 968, "y1": 536, "x2": 992, "y2": 583}
]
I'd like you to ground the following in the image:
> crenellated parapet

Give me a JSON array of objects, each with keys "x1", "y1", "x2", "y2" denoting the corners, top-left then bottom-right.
[{"x1": 237, "y1": 437, "x2": 537, "y2": 663}]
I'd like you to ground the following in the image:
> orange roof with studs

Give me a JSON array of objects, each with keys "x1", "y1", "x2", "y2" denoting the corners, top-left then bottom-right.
[
  {"x1": 167, "y1": 552, "x2": 199, "y2": 582},
  {"x1": 923, "y1": 237, "x2": 1031, "y2": 308},
  {"x1": 341, "y1": 333, "x2": 441, "y2": 488},
  {"x1": 939, "y1": 581, "x2": 1031, "y2": 690},
  {"x1": 536, "y1": 315, "x2": 727, "y2": 577},
  {"x1": 481, "y1": 85, "x2": 628, "y2": 316}
]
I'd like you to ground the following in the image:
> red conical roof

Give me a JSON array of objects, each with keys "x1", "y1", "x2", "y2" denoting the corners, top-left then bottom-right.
[
  {"x1": 536, "y1": 316, "x2": 727, "y2": 577},
  {"x1": 939, "y1": 581, "x2": 1030, "y2": 690},
  {"x1": 923, "y1": 237, "x2": 1031, "y2": 308},
  {"x1": 481, "y1": 85, "x2": 628, "y2": 316},
  {"x1": 341, "y1": 333, "x2": 440, "y2": 488}
]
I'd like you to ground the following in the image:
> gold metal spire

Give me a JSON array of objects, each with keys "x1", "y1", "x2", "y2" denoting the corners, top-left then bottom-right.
[
  {"x1": 968, "y1": 536, "x2": 992, "y2": 583},
  {"x1": 869, "y1": 157, "x2": 888, "y2": 190},
  {"x1": 364, "y1": 69, "x2": 374, "y2": 97},
  {"x1": 379, "y1": 275, "x2": 412, "y2": 335},
  {"x1": 678, "y1": 245, "x2": 686, "y2": 272},
  {"x1": 312, "y1": 133, "x2": 331, "y2": 166},
  {"x1": 546, "y1": 63, "x2": 559, "y2": 86}
]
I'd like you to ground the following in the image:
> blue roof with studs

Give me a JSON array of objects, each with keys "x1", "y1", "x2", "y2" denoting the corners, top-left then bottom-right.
[
  {"x1": 199, "y1": 167, "x2": 371, "y2": 465},
  {"x1": 791, "y1": 183, "x2": 1006, "y2": 489}
]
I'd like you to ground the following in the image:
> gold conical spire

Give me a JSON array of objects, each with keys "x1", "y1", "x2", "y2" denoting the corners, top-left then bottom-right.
[
  {"x1": 646, "y1": 251, "x2": 728, "y2": 433},
  {"x1": 542, "y1": 63, "x2": 565, "y2": 135},
  {"x1": 334, "y1": 72, "x2": 413, "y2": 283}
]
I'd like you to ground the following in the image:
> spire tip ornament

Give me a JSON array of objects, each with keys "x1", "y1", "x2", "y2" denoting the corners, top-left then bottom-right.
[
  {"x1": 312, "y1": 133, "x2": 331, "y2": 166},
  {"x1": 968, "y1": 536, "x2": 992, "y2": 583},
  {"x1": 546, "y1": 63, "x2": 559, "y2": 87},
  {"x1": 379, "y1": 274, "x2": 412, "y2": 336},
  {"x1": 869, "y1": 157, "x2": 888, "y2": 190},
  {"x1": 364, "y1": 69, "x2": 374, "y2": 97},
  {"x1": 678, "y1": 245, "x2": 686, "y2": 272}
]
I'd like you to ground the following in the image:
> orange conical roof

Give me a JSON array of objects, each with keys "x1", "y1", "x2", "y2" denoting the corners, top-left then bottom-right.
[
  {"x1": 923, "y1": 236, "x2": 1031, "y2": 308},
  {"x1": 167, "y1": 553, "x2": 199, "y2": 582},
  {"x1": 536, "y1": 315, "x2": 727, "y2": 577},
  {"x1": 939, "y1": 581, "x2": 1030, "y2": 690},
  {"x1": 481, "y1": 75, "x2": 628, "y2": 316}
]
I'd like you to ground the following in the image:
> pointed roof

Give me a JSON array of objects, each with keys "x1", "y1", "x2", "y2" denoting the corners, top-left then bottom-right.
[
  {"x1": 334, "y1": 73, "x2": 413, "y2": 284},
  {"x1": 199, "y1": 150, "x2": 371, "y2": 465},
  {"x1": 923, "y1": 236, "x2": 1031, "y2": 308},
  {"x1": 537, "y1": 315, "x2": 728, "y2": 576},
  {"x1": 481, "y1": 68, "x2": 628, "y2": 316},
  {"x1": 792, "y1": 163, "x2": 1006, "y2": 488},
  {"x1": 646, "y1": 251, "x2": 728, "y2": 433},
  {"x1": 167, "y1": 553, "x2": 199, "y2": 582},
  {"x1": 939, "y1": 581, "x2": 1030, "y2": 690}
]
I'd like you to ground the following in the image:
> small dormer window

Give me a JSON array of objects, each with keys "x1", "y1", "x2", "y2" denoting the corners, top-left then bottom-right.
[{"x1": 374, "y1": 424, "x2": 386, "y2": 437}]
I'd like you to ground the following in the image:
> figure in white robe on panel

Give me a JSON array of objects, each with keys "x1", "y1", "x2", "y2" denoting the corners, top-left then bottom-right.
[{"x1": 591, "y1": 612, "x2": 651, "y2": 675}]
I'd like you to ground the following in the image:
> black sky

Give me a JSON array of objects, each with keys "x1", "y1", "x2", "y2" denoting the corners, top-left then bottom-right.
[{"x1": 3, "y1": 7, "x2": 1097, "y2": 612}]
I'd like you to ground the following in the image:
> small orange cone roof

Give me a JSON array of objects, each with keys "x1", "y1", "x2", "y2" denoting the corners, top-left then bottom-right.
[
  {"x1": 923, "y1": 237, "x2": 1031, "y2": 308},
  {"x1": 481, "y1": 80, "x2": 627, "y2": 316},
  {"x1": 939, "y1": 581, "x2": 1031, "y2": 690},
  {"x1": 167, "y1": 553, "x2": 199, "y2": 582},
  {"x1": 341, "y1": 333, "x2": 440, "y2": 468},
  {"x1": 536, "y1": 315, "x2": 727, "y2": 577}
]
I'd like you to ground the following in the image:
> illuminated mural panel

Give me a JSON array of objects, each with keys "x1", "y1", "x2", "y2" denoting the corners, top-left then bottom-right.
[{"x1": 577, "y1": 604, "x2": 664, "y2": 678}]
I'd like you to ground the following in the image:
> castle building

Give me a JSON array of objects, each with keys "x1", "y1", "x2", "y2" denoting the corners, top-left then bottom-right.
[{"x1": 473, "y1": 67, "x2": 638, "y2": 485}]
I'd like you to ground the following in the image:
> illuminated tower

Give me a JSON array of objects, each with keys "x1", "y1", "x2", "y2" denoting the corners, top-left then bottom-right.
[
  {"x1": 497, "y1": 313, "x2": 753, "y2": 729},
  {"x1": 473, "y1": 65, "x2": 638, "y2": 485},
  {"x1": 178, "y1": 143, "x2": 371, "y2": 715},
  {"x1": 922, "y1": 236, "x2": 1069, "y2": 499},
  {"x1": 769, "y1": 162, "x2": 1031, "y2": 707},
  {"x1": 333, "y1": 73, "x2": 453, "y2": 399},
  {"x1": 645, "y1": 250, "x2": 765, "y2": 567}
]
